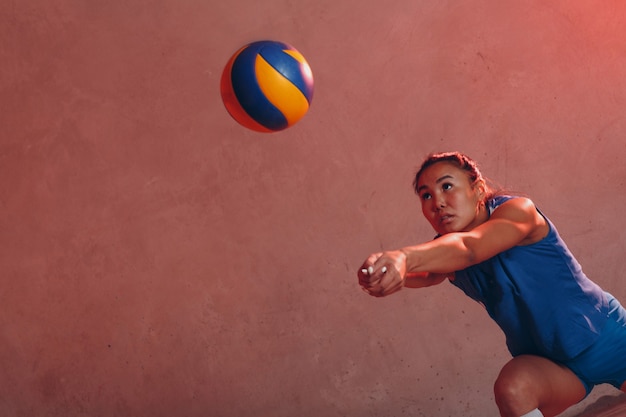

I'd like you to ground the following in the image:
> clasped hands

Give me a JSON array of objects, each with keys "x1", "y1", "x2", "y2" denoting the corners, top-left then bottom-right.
[{"x1": 358, "y1": 250, "x2": 407, "y2": 297}]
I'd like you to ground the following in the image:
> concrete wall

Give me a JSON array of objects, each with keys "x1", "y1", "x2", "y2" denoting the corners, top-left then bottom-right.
[{"x1": 2, "y1": 0, "x2": 625, "y2": 416}]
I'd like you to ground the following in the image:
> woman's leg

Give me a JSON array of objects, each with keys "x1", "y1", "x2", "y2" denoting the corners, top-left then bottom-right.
[{"x1": 494, "y1": 355, "x2": 586, "y2": 417}]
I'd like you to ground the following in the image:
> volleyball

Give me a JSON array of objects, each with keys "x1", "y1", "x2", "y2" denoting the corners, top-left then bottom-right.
[{"x1": 220, "y1": 40, "x2": 314, "y2": 132}]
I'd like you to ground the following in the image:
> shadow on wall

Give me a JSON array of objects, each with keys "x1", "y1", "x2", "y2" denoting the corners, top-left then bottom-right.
[{"x1": 571, "y1": 393, "x2": 626, "y2": 417}]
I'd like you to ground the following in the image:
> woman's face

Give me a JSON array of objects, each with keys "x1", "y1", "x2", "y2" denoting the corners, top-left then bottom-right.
[{"x1": 416, "y1": 162, "x2": 486, "y2": 235}]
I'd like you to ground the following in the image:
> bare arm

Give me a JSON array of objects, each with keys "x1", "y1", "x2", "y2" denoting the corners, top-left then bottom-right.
[
  {"x1": 402, "y1": 197, "x2": 546, "y2": 274},
  {"x1": 358, "y1": 252, "x2": 449, "y2": 297},
  {"x1": 403, "y1": 271, "x2": 450, "y2": 288},
  {"x1": 358, "y1": 197, "x2": 547, "y2": 297}
]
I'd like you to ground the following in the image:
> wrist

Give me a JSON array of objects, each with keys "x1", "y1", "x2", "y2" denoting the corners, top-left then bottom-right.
[{"x1": 400, "y1": 247, "x2": 416, "y2": 272}]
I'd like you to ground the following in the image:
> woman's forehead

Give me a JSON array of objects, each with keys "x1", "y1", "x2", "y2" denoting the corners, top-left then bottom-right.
[{"x1": 418, "y1": 162, "x2": 466, "y2": 185}]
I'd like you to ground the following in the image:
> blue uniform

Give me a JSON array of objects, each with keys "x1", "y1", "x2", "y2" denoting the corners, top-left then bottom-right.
[{"x1": 450, "y1": 195, "x2": 626, "y2": 393}]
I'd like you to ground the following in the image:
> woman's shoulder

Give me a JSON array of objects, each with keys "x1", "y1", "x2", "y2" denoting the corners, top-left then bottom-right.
[
  {"x1": 488, "y1": 195, "x2": 550, "y2": 244},
  {"x1": 488, "y1": 194, "x2": 534, "y2": 213}
]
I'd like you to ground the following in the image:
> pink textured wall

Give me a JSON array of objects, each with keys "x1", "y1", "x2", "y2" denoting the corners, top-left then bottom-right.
[{"x1": 2, "y1": 1, "x2": 626, "y2": 416}]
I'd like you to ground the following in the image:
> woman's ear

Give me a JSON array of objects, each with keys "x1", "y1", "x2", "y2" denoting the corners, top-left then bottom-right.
[{"x1": 475, "y1": 179, "x2": 486, "y2": 200}]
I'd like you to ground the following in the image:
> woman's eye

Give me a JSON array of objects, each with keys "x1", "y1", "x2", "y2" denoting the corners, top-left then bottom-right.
[
  {"x1": 421, "y1": 193, "x2": 432, "y2": 200},
  {"x1": 442, "y1": 183, "x2": 453, "y2": 191}
]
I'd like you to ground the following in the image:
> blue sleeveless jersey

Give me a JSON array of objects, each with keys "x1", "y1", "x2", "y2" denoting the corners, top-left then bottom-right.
[{"x1": 450, "y1": 195, "x2": 609, "y2": 361}]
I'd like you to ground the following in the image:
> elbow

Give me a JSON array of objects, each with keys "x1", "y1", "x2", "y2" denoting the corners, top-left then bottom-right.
[
  {"x1": 466, "y1": 247, "x2": 477, "y2": 265},
  {"x1": 457, "y1": 235, "x2": 480, "y2": 268}
]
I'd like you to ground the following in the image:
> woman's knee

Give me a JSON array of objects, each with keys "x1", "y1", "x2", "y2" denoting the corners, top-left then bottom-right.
[
  {"x1": 494, "y1": 362, "x2": 539, "y2": 413},
  {"x1": 494, "y1": 355, "x2": 586, "y2": 417}
]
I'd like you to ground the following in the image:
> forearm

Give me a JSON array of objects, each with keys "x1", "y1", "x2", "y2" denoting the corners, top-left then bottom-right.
[
  {"x1": 401, "y1": 233, "x2": 475, "y2": 274},
  {"x1": 403, "y1": 272, "x2": 449, "y2": 288}
]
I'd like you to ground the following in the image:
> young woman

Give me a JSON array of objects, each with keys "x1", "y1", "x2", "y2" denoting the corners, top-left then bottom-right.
[{"x1": 358, "y1": 151, "x2": 626, "y2": 417}]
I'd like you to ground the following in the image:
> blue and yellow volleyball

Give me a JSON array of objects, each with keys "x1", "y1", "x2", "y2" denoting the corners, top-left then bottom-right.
[{"x1": 220, "y1": 40, "x2": 314, "y2": 132}]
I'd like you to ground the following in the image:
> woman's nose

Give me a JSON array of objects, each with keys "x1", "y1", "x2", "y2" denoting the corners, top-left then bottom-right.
[{"x1": 434, "y1": 194, "x2": 446, "y2": 209}]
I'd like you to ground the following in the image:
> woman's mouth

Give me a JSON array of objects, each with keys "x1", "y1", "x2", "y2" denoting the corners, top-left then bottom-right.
[{"x1": 439, "y1": 214, "x2": 454, "y2": 224}]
